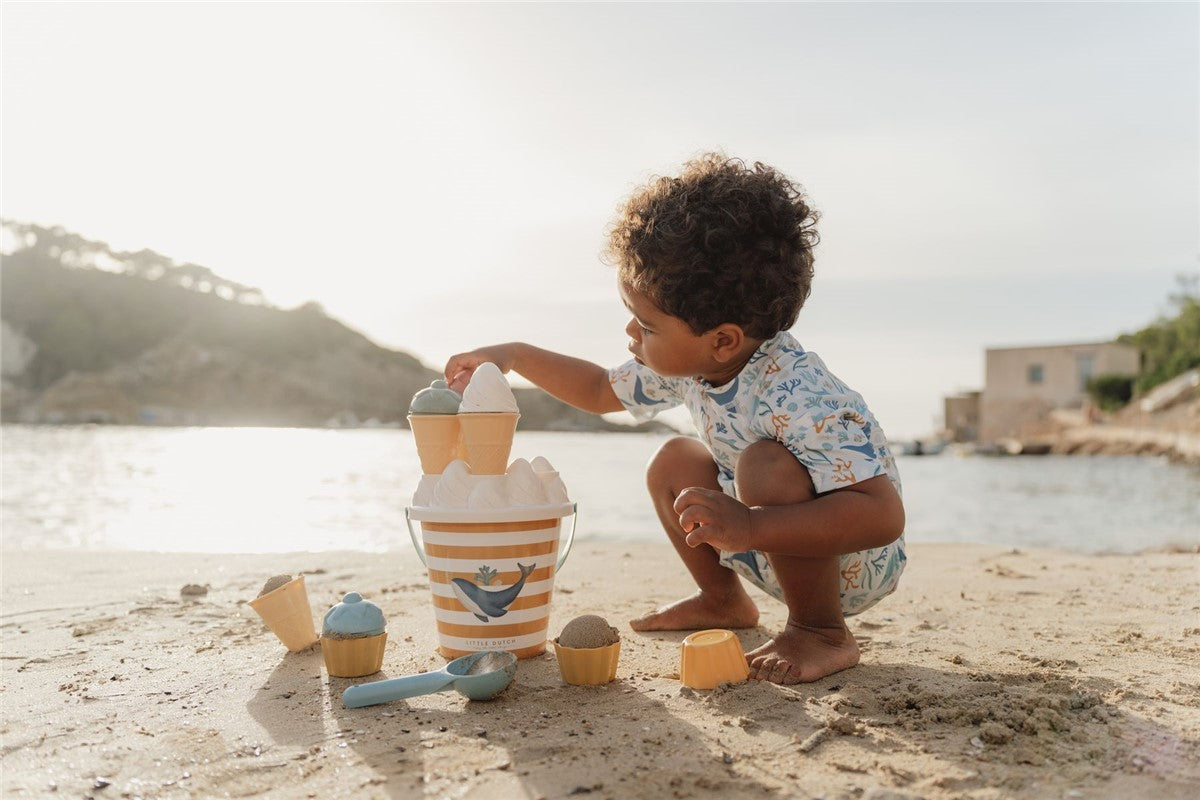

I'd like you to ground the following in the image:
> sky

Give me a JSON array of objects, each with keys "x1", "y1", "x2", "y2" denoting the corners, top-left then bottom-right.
[{"x1": 3, "y1": 2, "x2": 1197, "y2": 438}]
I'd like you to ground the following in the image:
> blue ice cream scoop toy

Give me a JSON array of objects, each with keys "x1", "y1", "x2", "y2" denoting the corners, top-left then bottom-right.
[
  {"x1": 409, "y1": 380, "x2": 462, "y2": 415},
  {"x1": 323, "y1": 592, "x2": 386, "y2": 639}
]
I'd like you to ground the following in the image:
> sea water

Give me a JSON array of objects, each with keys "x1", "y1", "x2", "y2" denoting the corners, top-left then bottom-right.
[{"x1": 2, "y1": 425, "x2": 1197, "y2": 554}]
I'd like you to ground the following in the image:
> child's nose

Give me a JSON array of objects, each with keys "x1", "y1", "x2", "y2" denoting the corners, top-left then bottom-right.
[{"x1": 625, "y1": 318, "x2": 640, "y2": 341}]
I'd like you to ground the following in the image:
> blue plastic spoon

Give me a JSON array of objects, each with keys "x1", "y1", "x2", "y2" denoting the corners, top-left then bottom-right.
[{"x1": 342, "y1": 650, "x2": 517, "y2": 708}]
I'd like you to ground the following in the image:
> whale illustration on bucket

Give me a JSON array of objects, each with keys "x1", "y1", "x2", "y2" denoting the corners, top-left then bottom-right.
[{"x1": 406, "y1": 502, "x2": 577, "y2": 659}]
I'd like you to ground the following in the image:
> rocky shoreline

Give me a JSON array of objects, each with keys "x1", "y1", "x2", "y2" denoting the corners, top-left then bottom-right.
[{"x1": 1053, "y1": 425, "x2": 1200, "y2": 464}]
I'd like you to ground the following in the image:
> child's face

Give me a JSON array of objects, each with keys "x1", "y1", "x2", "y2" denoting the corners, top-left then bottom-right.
[{"x1": 619, "y1": 281, "x2": 713, "y2": 379}]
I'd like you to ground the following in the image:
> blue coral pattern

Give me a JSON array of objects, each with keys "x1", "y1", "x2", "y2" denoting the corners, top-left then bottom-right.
[{"x1": 608, "y1": 332, "x2": 906, "y2": 616}]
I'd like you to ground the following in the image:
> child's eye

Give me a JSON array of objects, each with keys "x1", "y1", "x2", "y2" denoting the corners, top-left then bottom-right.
[{"x1": 640, "y1": 325, "x2": 652, "y2": 335}]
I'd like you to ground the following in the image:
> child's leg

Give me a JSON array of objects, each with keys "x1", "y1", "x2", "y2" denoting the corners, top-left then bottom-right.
[
  {"x1": 734, "y1": 440, "x2": 860, "y2": 684},
  {"x1": 629, "y1": 437, "x2": 760, "y2": 632}
]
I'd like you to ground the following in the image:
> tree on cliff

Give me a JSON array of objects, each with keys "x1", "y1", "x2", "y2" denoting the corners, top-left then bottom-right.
[{"x1": 1120, "y1": 272, "x2": 1200, "y2": 394}]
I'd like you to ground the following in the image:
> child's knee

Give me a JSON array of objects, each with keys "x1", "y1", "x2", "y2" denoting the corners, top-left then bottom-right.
[
  {"x1": 646, "y1": 436, "x2": 712, "y2": 493},
  {"x1": 735, "y1": 440, "x2": 816, "y2": 506}
]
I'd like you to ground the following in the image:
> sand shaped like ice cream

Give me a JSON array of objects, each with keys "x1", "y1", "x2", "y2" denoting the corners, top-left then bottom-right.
[{"x1": 558, "y1": 614, "x2": 621, "y2": 649}]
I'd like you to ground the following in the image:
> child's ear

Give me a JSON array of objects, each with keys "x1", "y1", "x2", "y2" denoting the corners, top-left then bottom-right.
[{"x1": 710, "y1": 324, "x2": 747, "y2": 363}]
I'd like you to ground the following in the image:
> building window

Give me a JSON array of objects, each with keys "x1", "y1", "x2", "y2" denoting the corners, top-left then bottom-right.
[
  {"x1": 1078, "y1": 355, "x2": 1094, "y2": 392},
  {"x1": 1028, "y1": 364, "x2": 1044, "y2": 384}
]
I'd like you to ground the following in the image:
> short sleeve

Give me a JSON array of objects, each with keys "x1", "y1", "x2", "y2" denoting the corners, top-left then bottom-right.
[
  {"x1": 752, "y1": 392, "x2": 887, "y2": 495},
  {"x1": 607, "y1": 359, "x2": 686, "y2": 422}
]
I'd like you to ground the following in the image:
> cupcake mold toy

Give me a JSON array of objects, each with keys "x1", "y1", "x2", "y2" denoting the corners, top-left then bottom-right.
[
  {"x1": 321, "y1": 592, "x2": 388, "y2": 678},
  {"x1": 553, "y1": 614, "x2": 621, "y2": 685}
]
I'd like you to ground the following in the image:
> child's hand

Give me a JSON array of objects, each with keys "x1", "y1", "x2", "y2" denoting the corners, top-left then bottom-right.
[
  {"x1": 673, "y1": 487, "x2": 753, "y2": 553},
  {"x1": 444, "y1": 345, "x2": 518, "y2": 393}
]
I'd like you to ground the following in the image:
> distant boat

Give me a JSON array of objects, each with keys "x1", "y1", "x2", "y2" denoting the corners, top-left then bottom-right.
[
  {"x1": 997, "y1": 438, "x2": 1053, "y2": 456},
  {"x1": 895, "y1": 439, "x2": 947, "y2": 456}
]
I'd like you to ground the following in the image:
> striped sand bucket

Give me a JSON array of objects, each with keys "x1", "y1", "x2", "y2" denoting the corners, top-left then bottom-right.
[{"x1": 406, "y1": 503, "x2": 576, "y2": 660}]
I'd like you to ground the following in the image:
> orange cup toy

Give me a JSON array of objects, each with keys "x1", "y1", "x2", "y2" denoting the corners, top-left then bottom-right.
[{"x1": 679, "y1": 629, "x2": 749, "y2": 690}]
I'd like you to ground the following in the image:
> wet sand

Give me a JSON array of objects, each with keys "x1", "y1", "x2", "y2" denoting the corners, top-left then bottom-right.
[{"x1": 1, "y1": 542, "x2": 1197, "y2": 799}]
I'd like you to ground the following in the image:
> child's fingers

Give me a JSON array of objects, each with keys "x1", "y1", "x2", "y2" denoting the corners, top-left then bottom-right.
[
  {"x1": 672, "y1": 486, "x2": 721, "y2": 515},
  {"x1": 446, "y1": 369, "x2": 472, "y2": 393},
  {"x1": 444, "y1": 354, "x2": 481, "y2": 391},
  {"x1": 677, "y1": 504, "x2": 710, "y2": 534},
  {"x1": 444, "y1": 355, "x2": 468, "y2": 379},
  {"x1": 684, "y1": 527, "x2": 713, "y2": 548}
]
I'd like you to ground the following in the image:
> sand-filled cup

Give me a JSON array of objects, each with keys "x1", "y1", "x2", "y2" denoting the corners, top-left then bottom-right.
[
  {"x1": 679, "y1": 629, "x2": 749, "y2": 690},
  {"x1": 407, "y1": 502, "x2": 576, "y2": 660},
  {"x1": 249, "y1": 576, "x2": 319, "y2": 652}
]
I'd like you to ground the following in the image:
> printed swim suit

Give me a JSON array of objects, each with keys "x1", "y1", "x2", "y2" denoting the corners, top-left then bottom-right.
[{"x1": 608, "y1": 331, "x2": 906, "y2": 615}]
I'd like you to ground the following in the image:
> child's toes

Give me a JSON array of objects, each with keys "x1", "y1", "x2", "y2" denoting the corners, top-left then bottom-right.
[
  {"x1": 752, "y1": 656, "x2": 786, "y2": 682},
  {"x1": 777, "y1": 662, "x2": 805, "y2": 685},
  {"x1": 747, "y1": 654, "x2": 772, "y2": 679}
]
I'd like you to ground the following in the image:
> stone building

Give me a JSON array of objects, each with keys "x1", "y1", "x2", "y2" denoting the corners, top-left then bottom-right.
[
  {"x1": 979, "y1": 341, "x2": 1139, "y2": 443},
  {"x1": 943, "y1": 391, "x2": 981, "y2": 443}
]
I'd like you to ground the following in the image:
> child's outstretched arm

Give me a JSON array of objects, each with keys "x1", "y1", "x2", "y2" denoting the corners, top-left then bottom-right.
[{"x1": 445, "y1": 343, "x2": 623, "y2": 415}]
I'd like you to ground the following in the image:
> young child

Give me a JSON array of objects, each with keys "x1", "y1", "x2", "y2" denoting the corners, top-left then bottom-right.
[{"x1": 444, "y1": 154, "x2": 905, "y2": 684}]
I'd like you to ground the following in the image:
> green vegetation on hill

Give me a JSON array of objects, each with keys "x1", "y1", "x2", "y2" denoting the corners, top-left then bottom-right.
[{"x1": 1119, "y1": 273, "x2": 1200, "y2": 394}]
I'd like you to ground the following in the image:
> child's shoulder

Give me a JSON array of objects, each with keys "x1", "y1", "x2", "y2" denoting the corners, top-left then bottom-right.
[
  {"x1": 747, "y1": 332, "x2": 824, "y2": 384},
  {"x1": 747, "y1": 333, "x2": 857, "y2": 403}
]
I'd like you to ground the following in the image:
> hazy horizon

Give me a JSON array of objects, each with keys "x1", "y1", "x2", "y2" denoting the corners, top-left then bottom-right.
[{"x1": 4, "y1": 2, "x2": 1197, "y2": 437}]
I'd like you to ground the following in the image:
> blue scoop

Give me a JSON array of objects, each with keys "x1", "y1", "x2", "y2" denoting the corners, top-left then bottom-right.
[{"x1": 342, "y1": 650, "x2": 517, "y2": 708}]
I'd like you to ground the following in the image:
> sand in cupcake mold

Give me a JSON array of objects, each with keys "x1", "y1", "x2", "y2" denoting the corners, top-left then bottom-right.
[
  {"x1": 559, "y1": 614, "x2": 620, "y2": 648},
  {"x1": 321, "y1": 629, "x2": 369, "y2": 641}
]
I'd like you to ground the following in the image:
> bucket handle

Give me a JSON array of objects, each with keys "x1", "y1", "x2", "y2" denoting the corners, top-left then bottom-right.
[{"x1": 406, "y1": 503, "x2": 578, "y2": 572}]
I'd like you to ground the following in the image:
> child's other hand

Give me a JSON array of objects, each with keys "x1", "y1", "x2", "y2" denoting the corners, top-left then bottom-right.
[
  {"x1": 674, "y1": 487, "x2": 752, "y2": 553},
  {"x1": 444, "y1": 345, "x2": 518, "y2": 393}
]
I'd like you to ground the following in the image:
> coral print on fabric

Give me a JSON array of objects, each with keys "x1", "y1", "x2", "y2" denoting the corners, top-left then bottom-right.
[{"x1": 608, "y1": 332, "x2": 906, "y2": 615}]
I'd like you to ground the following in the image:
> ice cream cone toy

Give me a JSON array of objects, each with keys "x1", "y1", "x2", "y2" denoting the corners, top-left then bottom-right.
[
  {"x1": 249, "y1": 574, "x2": 318, "y2": 652},
  {"x1": 408, "y1": 380, "x2": 463, "y2": 475},
  {"x1": 457, "y1": 363, "x2": 520, "y2": 475},
  {"x1": 553, "y1": 615, "x2": 621, "y2": 685},
  {"x1": 321, "y1": 592, "x2": 387, "y2": 678}
]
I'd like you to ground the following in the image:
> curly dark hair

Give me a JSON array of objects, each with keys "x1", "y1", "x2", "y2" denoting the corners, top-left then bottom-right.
[{"x1": 605, "y1": 153, "x2": 819, "y2": 339}]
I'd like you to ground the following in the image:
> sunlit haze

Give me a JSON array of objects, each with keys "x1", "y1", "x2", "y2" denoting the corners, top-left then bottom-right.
[{"x1": 3, "y1": 2, "x2": 1197, "y2": 437}]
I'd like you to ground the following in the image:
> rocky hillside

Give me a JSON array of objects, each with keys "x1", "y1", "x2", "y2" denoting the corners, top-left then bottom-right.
[{"x1": 0, "y1": 222, "x2": 664, "y2": 432}]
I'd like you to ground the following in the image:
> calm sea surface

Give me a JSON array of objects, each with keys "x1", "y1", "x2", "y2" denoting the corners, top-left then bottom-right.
[{"x1": 2, "y1": 425, "x2": 1197, "y2": 554}]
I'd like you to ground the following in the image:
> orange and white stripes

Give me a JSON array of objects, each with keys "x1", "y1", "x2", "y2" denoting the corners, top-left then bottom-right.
[{"x1": 421, "y1": 518, "x2": 562, "y2": 659}]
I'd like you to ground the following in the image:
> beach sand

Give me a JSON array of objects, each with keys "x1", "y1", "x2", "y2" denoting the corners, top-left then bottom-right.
[{"x1": 2, "y1": 542, "x2": 1197, "y2": 799}]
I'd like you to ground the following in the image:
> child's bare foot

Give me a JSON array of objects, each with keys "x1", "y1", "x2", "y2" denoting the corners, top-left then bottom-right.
[
  {"x1": 629, "y1": 589, "x2": 759, "y2": 632},
  {"x1": 745, "y1": 621, "x2": 860, "y2": 684}
]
